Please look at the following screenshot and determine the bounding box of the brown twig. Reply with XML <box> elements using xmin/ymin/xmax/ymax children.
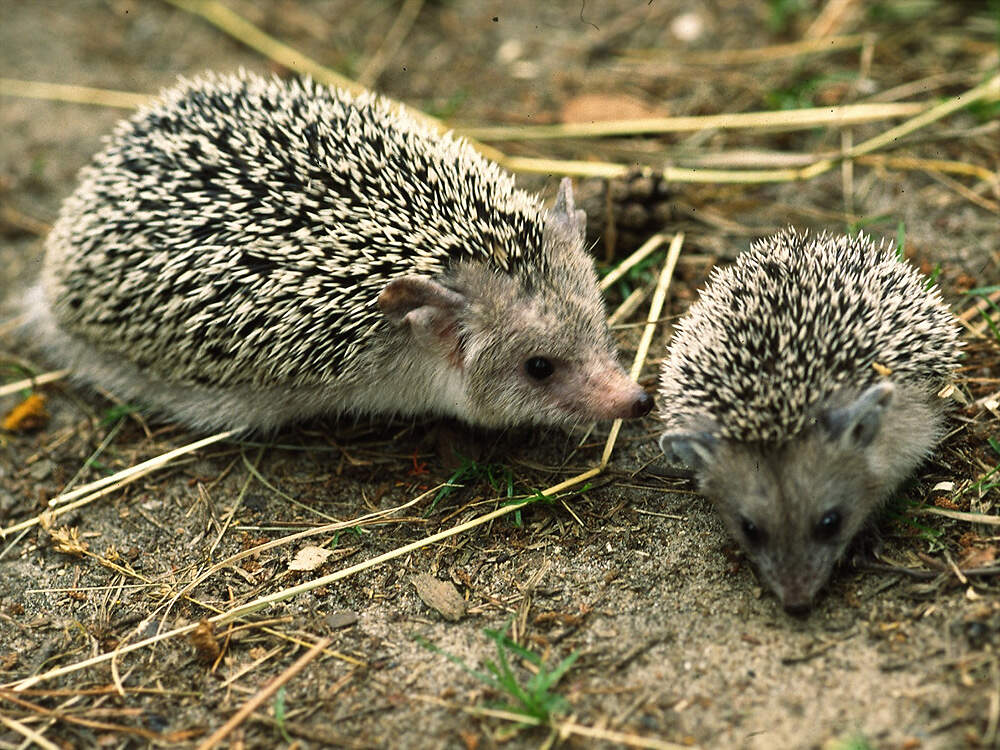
<box><xmin>923</xmin><ymin>169</ymin><xmax>1000</xmax><ymax>214</ymax></box>
<box><xmin>195</xmin><ymin>637</ymin><xmax>332</xmax><ymax>750</ymax></box>
<box><xmin>0</xmin><ymin>713</ymin><xmax>60</xmax><ymax>750</ymax></box>
<box><xmin>0</xmin><ymin>691</ymin><xmax>200</xmax><ymax>742</ymax></box>
<box><xmin>0</xmin><ymin>203</ymin><xmax>52</xmax><ymax>236</ymax></box>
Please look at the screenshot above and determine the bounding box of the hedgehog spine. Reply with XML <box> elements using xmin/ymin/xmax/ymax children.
<box><xmin>657</xmin><ymin>228</ymin><xmax>960</xmax><ymax>613</ymax></box>
<box><xmin>30</xmin><ymin>70</ymin><xmax>653</xmax><ymax>432</ymax></box>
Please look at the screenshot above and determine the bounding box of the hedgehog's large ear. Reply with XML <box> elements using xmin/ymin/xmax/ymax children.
<box><xmin>549</xmin><ymin>177</ymin><xmax>587</xmax><ymax>244</ymax></box>
<box><xmin>821</xmin><ymin>381</ymin><xmax>895</xmax><ymax>449</ymax></box>
<box><xmin>659</xmin><ymin>430</ymin><xmax>718</xmax><ymax>469</ymax></box>
<box><xmin>378</xmin><ymin>277</ymin><xmax>466</xmax><ymax>362</ymax></box>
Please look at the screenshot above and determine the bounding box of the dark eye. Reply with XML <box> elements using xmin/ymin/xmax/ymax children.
<box><xmin>740</xmin><ymin>516</ymin><xmax>765</xmax><ymax>547</ymax></box>
<box><xmin>814</xmin><ymin>510</ymin><xmax>842</xmax><ymax>541</ymax></box>
<box><xmin>524</xmin><ymin>356</ymin><xmax>554</xmax><ymax>381</ymax></box>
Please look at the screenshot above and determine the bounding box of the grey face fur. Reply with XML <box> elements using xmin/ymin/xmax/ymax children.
<box><xmin>377</xmin><ymin>180</ymin><xmax>650</xmax><ymax>428</ymax></box>
<box><xmin>661</xmin><ymin>381</ymin><xmax>943</xmax><ymax>613</ymax></box>
<box><xmin>656</xmin><ymin>229</ymin><xmax>961</xmax><ymax>613</ymax></box>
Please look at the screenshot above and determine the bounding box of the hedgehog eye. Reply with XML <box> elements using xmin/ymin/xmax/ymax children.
<box><xmin>740</xmin><ymin>516</ymin><xmax>765</xmax><ymax>547</ymax></box>
<box><xmin>524</xmin><ymin>356</ymin><xmax>555</xmax><ymax>381</ymax></box>
<box><xmin>813</xmin><ymin>509</ymin><xmax>842</xmax><ymax>542</ymax></box>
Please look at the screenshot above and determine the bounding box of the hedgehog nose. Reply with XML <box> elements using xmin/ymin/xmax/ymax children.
<box><xmin>783</xmin><ymin>601</ymin><xmax>812</xmax><ymax>618</ymax></box>
<box><xmin>631</xmin><ymin>391</ymin><xmax>654</xmax><ymax>418</ymax></box>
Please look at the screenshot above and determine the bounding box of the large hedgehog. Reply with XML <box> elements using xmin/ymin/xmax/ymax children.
<box><xmin>28</xmin><ymin>70</ymin><xmax>652</xmax><ymax>432</ymax></box>
<box><xmin>658</xmin><ymin>229</ymin><xmax>961</xmax><ymax>613</ymax></box>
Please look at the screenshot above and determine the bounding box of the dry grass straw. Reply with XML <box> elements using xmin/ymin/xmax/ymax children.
<box><xmin>1</xmin><ymin>235</ymin><xmax>684</xmax><ymax>693</ymax></box>
<box><xmin>0</xmin><ymin>370</ymin><xmax>70</xmax><ymax>398</ymax></box>
<box><xmin>195</xmin><ymin>636</ymin><xmax>331</xmax><ymax>750</ymax></box>
<box><xmin>163</xmin><ymin>0</ymin><xmax>359</xmax><ymax>94</ymax></box>
<box><xmin>0</xmin><ymin>77</ymin><xmax>147</xmax><ymax>109</ymax></box>
<box><xmin>3</xmin><ymin>75</ymin><xmax>994</xmax><ymax>185</ymax></box>
<box><xmin>4</xmin><ymin>0</ymin><xmax>994</xmax><ymax>186</ymax></box>
<box><xmin>2</xmin><ymin>490</ymin><xmax>436</xmax><ymax>691</ymax></box>
<box><xmin>599</xmin><ymin>232</ymin><xmax>669</xmax><ymax>291</ymax></box>
<box><xmin>0</xmin><ymin>689</ymin><xmax>201</xmax><ymax>742</ymax></box>
<box><xmin>798</xmin><ymin>73</ymin><xmax>1000</xmax><ymax>180</ymax></box>
<box><xmin>0</xmin><ymin>430</ymin><xmax>235</xmax><ymax>539</ymax></box>
<box><xmin>804</xmin><ymin>0</ymin><xmax>859</xmax><ymax>39</ymax></box>
<box><xmin>460</xmin><ymin>101</ymin><xmax>927</xmax><ymax>141</ymax></box>
<box><xmin>0</xmin><ymin>713</ymin><xmax>61</xmax><ymax>750</ymax></box>
<box><xmin>601</xmin><ymin>233</ymin><xmax>684</xmax><ymax>468</ymax></box>
<box><xmin>608</xmin><ymin>286</ymin><xmax>651</xmax><ymax>328</ymax></box>
<box><xmin>357</xmin><ymin>0</ymin><xmax>425</xmax><ymax>88</ymax></box>
<box><xmin>919</xmin><ymin>507</ymin><xmax>1000</xmax><ymax>526</ymax></box>
<box><xmin>958</xmin><ymin>290</ymin><xmax>1000</xmax><ymax>339</ymax></box>
<box><xmin>623</xmin><ymin>32</ymin><xmax>868</xmax><ymax>65</ymax></box>
<box><xmin>855</xmin><ymin>154</ymin><xmax>997</xmax><ymax>184</ymax></box>
<box><xmin>161</xmin><ymin>0</ymin><xmax>506</xmax><ymax>164</ymax></box>
<box><xmin>415</xmin><ymin>694</ymin><xmax>694</xmax><ymax>750</ymax></box>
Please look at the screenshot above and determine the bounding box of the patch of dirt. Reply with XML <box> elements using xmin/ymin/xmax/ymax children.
<box><xmin>1</xmin><ymin>2</ymin><xmax>998</xmax><ymax>749</ymax></box>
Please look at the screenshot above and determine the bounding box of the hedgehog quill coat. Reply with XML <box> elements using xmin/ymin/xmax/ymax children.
<box><xmin>30</xmin><ymin>71</ymin><xmax>652</xmax><ymax>432</ymax></box>
<box><xmin>658</xmin><ymin>229</ymin><xmax>960</xmax><ymax>613</ymax></box>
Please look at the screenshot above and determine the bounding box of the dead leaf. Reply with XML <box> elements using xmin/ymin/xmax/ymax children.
<box><xmin>189</xmin><ymin>619</ymin><xmax>221</xmax><ymax>664</ymax></box>
<box><xmin>872</xmin><ymin>362</ymin><xmax>893</xmax><ymax>376</ymax></box>
<box><xmin>411</xmin><ymin>573</ymin><xmax>466</xmax><ymax>622</ymax></box>
<box><xmin>459</xmin><ymin>729</ymin><xmax>480</xmax><ymax>750</ymax></box>
<box><xmin>560</xmin><ymin>93</ymin><xmax>664</xmax><ymax>124</ymax></box>
<box><xmin>289</xmin><ymin>544</ymin><xmax>335</xmax><ymax>571</ymax></box>
<box><xmin>958</xmin><ymin>545</ymin><xmax>996</xmax><ymax>570</ymax></box>
<box><xmin>2</xmin><ymin>393</ymin><xmax>49</xmax><ymax>432</ymax></box>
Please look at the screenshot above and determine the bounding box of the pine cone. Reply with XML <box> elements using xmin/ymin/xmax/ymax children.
<box><xmin>576</xmin><ymin>168</ymin><xmax>677</xmax><ymax>262</ymax></box>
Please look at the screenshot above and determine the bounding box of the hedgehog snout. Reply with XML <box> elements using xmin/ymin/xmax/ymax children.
<box><xmin>579</xmin><ymin>363</ymin><xmax>653</xmax><ymax>420</ymax></box>
<box><xmin>782</xmin><ymin>599</ymin><xmax>812</xmax><ymax>617</ymax></box>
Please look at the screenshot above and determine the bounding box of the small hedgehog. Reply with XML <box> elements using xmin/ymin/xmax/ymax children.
<box><xmin>657</xmin><ymin>229</ymin><xmax>961</xmax><ymax>613</ymax></box>
<box><xmin>27</xmin><ymin>70</ymin><xmax>652</xmax><ymax>433</ymax></box>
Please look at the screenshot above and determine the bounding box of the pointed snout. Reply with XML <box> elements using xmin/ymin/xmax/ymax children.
<box><xmin>782</xmin><ymin>600</ymin><xmax>813</xmax><ymax>617</ymax></box>
<box><xmin>778</xmin><ymin>577</ymin><xmax>818</xmax><ymax>616</ymax></box>
<box><xmin>581</xmin><ymin>364</ymin><xmax>654</xmax><ymax>420</ymax></box>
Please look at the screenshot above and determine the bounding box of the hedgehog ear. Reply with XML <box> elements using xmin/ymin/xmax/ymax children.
<box><xmin>659</xmin><ymin>430</ymin><xmax>718</xmax><ymax>470</ymax></box>
<box><xmin>821</xmin><ymin>381</ymin><xmax>895</xmax><ymax>449</ymax></box>
<box><xmin>378</xmin><ymin>277</ymin><xmax>466</xmax><ymax>362</ymax></box>
<box><xmin>551</xmin><ymin>177</ymin><xmax>587</xmax><ymax>244</ymax></box>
